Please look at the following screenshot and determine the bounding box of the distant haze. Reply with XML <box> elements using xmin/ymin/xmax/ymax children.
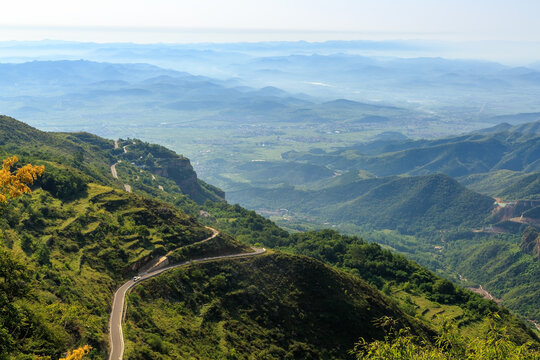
<box><xmin>1</xmin><ymin>1</ymin><xmax>540</xmax><ymax>63</ymax></box>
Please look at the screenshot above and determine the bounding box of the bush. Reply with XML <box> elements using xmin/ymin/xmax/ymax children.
<box><xmin>39</xmin><ymin>165</ymin><xmax>88</xmax><ymax>200</ymax></box>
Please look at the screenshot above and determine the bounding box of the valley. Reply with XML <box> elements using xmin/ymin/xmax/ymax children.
<box><xmin>0</xmin><ymin>116</ymin><xmax>537</xmax><ymax>359</ymax></box>
<box><xmin>0</xmin><ymin>40</ymin><xmax>538</xmax><ymax>359</ymax></box>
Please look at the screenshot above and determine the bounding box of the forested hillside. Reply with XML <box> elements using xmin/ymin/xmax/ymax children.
<box><xmin>282</xmin><ymin>124</ymin><xmax>540</xmax><ymax>177</ymax></box>
<box><xmin>0</xmin><ymin>116</ymin><xmax>537</xmax><ymax>359</ymax></box>
<box><xmin>124</xmin><ymin>253</ymin><xmax>432</xmax><ymax>359</ymax></box>
<box><xmin>228</xmin><ymin>173</ymin><xmax>495</xmax><ymax>235</ymax></box>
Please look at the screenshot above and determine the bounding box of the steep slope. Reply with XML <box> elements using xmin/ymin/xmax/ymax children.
<box><xmin>444</xmin><ymin>234</ymin><xmax>539</xmax><ymax>322</ymax></box>
<box><xmin>0</xmin><ymin>116</ymin><xmax>537</xmax><ymax>359</ymax></box>
<box><xmin>0</xmin><ymin>183</ymin><xmax>249</xmax><ymax>358</ymax></box>
<box><xmin>228</xmin><ymin>174</ymin><xmax>494</xmax><ymax>235</ymax></box>
<box><xmin>282</xmin><ymin>124</ymin><xmax>540</xmax><ymax>177</ymax></box>
<box><xmin>123</xmin><ymin>253</ymin><xmax>432</xmax><ymax>360</ymax></box>
<box><xmin>521</xmin><ymin>227</ymin><xmax>540</xmax><ymax>259</ymax></box>
<box><xmin>0</xmin><ymin>115</ymin><xmax>223</xmax><ymax>206</ymax></box>
<box><xmin>114</xmin><ymin>138</ymin><xmax>224</xmax><ymax>203</ymax></box>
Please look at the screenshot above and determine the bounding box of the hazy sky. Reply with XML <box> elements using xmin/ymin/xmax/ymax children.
<box><xmin>1</xmin><ymin>0</ymin><xmax>539</xmax><ymax>43</ymax></box>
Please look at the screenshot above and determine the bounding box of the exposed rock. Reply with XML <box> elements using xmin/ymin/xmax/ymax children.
<box><xmin>520</xmin><ymin>226</ymin><xmax>540</xmax><ymax>259</ymax></box>
<box><xmin>150</xmin><ymin>157</ymin><xmax>224</xmax><ymax>204</ymax></box>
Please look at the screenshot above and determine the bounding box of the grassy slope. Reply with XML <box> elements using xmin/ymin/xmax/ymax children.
<box><xmin>124</xmin><ymin>253</ymin><xmax>432</xmax><ymax>360</ymax></box>
<box><xmin>445</xmin><ymin>236</ymin><xmax>540</xmax><ymax>321</ymax></box>
<box><xmin>0</xmin><ymin>116</ymin><xmax>537</xmax><ymax>358</ymax></box>
<box><xmin>201</xmin><ymin>203</ymin><xmax>539</xmax><ymax>335</ymax></box>
<box><xmin>0</xmin><ymin>181</ymin><xmax>244</xmax><ymax>358</ymax></box>
<box><xmin>0</xmin><ymin>114</ymin><xmax>238</xmax><ymax>358</ymax></box>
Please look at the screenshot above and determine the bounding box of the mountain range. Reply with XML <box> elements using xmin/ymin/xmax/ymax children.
<box><xmin>0</xmin><ymin>115</ymin><xmax>537</xmax><ymax>358</ymax></box>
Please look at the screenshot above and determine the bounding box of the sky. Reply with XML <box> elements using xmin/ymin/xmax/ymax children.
<box><xmin>1</xmin><ymin>0</ymin><xmax>539</xmax><ymax>43</ymax></box>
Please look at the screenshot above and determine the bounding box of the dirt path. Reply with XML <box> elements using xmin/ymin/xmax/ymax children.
<box><xmin>466</xmin><ymin>285</ymin><xmax>502</xmax><ymax>304</ymax></box>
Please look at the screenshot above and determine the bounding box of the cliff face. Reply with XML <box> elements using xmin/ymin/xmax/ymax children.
<box><xmin>520</xmin><ymin>227</ymin><xmax>540</xmax><ymax>260</ymax></box>
<box><xmin>118</xmin><ymin>139</ymin><xmax>225</xmax><ymax>204</ymax></box>
<box><xmin>152</xmin><ymin>157</ymin><xmax>225</xmax><ymax>204</ymax></box>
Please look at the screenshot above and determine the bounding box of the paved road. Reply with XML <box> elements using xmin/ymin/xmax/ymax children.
<box><xmin>108</xmin><ymin>227</ymin><xmax>264</xmax><ymax>360</ymax></box>
<box><xmin>110</xmin><ymin>158</ymin><xmax>130</xmax><ymax>192</ymax></box>
<box><xmin>111</xmin><ymin>143</ymin><xmax>132</xmax><ymax>192</ymax></box>
<box><xmin>110</xmin><ymin>161</ymin><xmax>120</xmax><ymax>179</ymax></box>
<box><xmin>110</xmin><ymin>161</ymin><xmax>131</xmax><ymax>192</ymax></box>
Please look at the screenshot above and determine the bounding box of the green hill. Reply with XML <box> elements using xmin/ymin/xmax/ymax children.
<box><xmin>499</xmin><ymin>173</ymin><xmax>540</xmax><ymax>200</ymax></box>
<box><xmin>326</xmin><ymin>174</ymin><xmax>494</xmax><ymax>234</ymax></box>
<box><xmin>0</xmin><ymin>182</ymin><xmax>248</xmax><ymax>358</ymax></box>
<box><xmin>123</xmin><ymin>253</ymin><xmax>431</xmax><ymax>360</ymax></box>
<box><xmin>445</xmin><ymin>234</ymin><xmax>540</xmax><ymax>322</ymax></box>
<box><xmin>282</xmin><ymin>125</ymin><xmax>540</xmax><ymax>177</ymax></box>
<box><xmin>228</xmin><ymin>173</ymin><xmax>494</xmax><ymax>235</ymax></box>
<box><xmin>459</xmin><ymin>170</ymin><xmax>540</xmax><ymax>200</ymax></box>
<box><xmin>0</xmin><ymin>116</ymin><xmax>537</xmax><ymax>358</ymax></box>
<box><xmin>0</xmin><ymin>115</ymin><xmax>224</xmax><ymax>206</ymax></box>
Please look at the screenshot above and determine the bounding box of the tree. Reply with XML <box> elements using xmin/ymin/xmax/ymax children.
<box><xmin>0</xmin><ymin>156</ymin><xmax>44</xmax><ymax>356</ymax></box>
<box><xmin>59</xmin><ymin>345</ymin><xmax>92</xmax><ymax>360</ymax></box>
<box><xmin>0</xmin><ymin>156</ymin><xmax>44</xmax><ymax>203</ymax></box>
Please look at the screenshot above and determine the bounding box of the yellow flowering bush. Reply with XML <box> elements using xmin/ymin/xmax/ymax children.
<box><xmin>59</xmin><ymin>345</ymin><xmax>92</xmax><ymax>360</ymax></box>
<box><xmin>0</xmin><ymin>156</ymin><xmax>44</xmax><ymax>203</ymax></box>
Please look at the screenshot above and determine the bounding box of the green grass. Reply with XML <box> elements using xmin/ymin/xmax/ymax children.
<box><xmin>123</xmin><ymin>253</ymin><xmax>432</xmax><ymax>360</ymax></box>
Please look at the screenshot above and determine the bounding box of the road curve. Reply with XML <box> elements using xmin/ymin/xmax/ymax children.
<box><xmin>111</xmin><ymin>143</ymin><xmax>132</xmax><ymax>192</ymax></box>
<box><xmin>110</xmin><ymin>161</ymin><xmax>120</xmax><ymax>179</ymax></box>
<box><xmin>110</xmin><ymin>160</ymin><xmax>132</xmax><ymax>192</ymax></box>
<box><xmin>108</xmin><ymin>227</ymin><xmax>265</xmax><ymax>360</ymax></box>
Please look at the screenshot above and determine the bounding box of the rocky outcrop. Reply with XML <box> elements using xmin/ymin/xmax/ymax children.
<box><xmin>118</xmin><ymin>139</ymin><xmax>225</xmax><ymax>204</ymax></box>
<box><xmin>151</xmin><ymin>157</ymin><xmax>224</xmax><ymax>204</ymax></box>
<box><xmin>520</xmin><ymin>227</ymin><xmax>540</xmax><ymax>260</ymax></box>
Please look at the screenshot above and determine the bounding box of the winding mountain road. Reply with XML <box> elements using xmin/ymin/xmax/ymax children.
<box><xmin>110</xmin><ymin>161</ymin><xmax>120</xmax><ymax>179</ymax></box>
<box><xmin>112</xmin><ymin>140</ymin><xmax>164</xmax><ymax>194</ymax></box>
<box><xmin>111</xmin><ymin>140</ymin><xmax>132</xmax><ymax>192</ymax></box>
<box><xmin>108</xmin><ymin>227</ymin><xmax>265</xmax><ymax>360</ymax></box>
